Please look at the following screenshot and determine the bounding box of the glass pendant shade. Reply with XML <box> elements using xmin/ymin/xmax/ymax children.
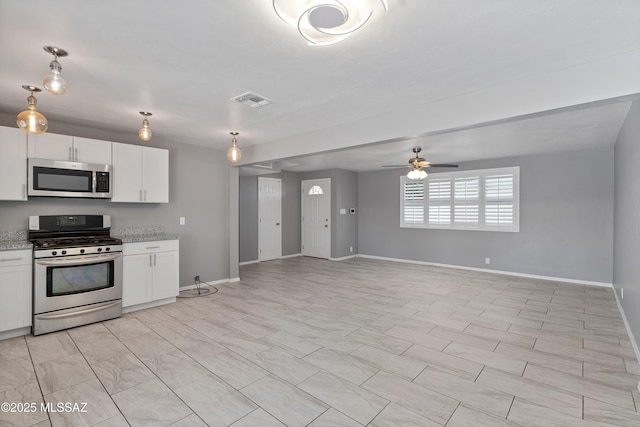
<box><xmin>138</xmin><ymin>112</ymin><xmax>152</xmax><ymax>141</ymax></box>
<box><xmin>42</xmin><ymin>47</ymin><xmax>69</xmax><ymax>95</ymax></box>
<box><xmin>43</xmin><ymin>62</ymin><xmax>67</xmax><ymax>95</ymax></box>
<box><xmin>227</xmin><ymin>132</ymin><xmax>242</xmax><ymax>162</ymax></box>
<box><xmin>407</xmin><ymin>167</ymin><xmax>427</xmax><ymax>180</ymax></box>
<box><xmin>16</xmin><ymin>86</ymin><xmax>48</xmax><ymax>134</ymax></box>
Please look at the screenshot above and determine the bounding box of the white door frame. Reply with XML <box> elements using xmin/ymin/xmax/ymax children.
<box><xmin>258</xmin><ymin>177</ymin><xmax>282</xmax><ymax>261</ymax></box>
<box><xmin>301</xmin><ymin>178</ymin><xmax>331</xmax><ymax>259</ymax></box>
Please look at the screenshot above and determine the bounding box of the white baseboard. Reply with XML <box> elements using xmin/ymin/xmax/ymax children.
<box><xmin>239</xmin><ymin>260</ymin><xmax>259</xmax><ymax>266</ymax></box>
<box><xmin>0</xmin><ymin>326</ymin><xmax>31</xmax><ymax>340</ymax></box>
<box><xmin>229</xmin><ymin>277</ymin><xmax>241</xmax><ymax>283</ymax></box>
<box><xmin>281</xmin><ymin>253</ymin><xmax>302</xmax><ymax>259</ymax></box>
<box><xmin>357</xmin><ymin>254</ymin><xmax>612</xmax><ymax>288</ymax></box>
<box><xmin>123</xmin><ymin>297</ymin><xmax>176</xmax><ymax>313</ymax></box>
<box><xmin>240</xmin><ymin>254</ymin><xmax>301</xmax><ymax>266</ymax></box>
<box><xmin>329</xmin><ymin>255</ymin><xmax>357</xmax><ymax>261</ymax></box>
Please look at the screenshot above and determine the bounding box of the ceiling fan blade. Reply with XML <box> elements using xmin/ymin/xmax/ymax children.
<box><xmin>426</xmin><ymin>164</ymin><xmax>459</xmax><ymax>168</ymax></box>
<box><xmin>382</xmin><ymin>165</ymin><xmax>410</xmax><ymax>168</ymax></box>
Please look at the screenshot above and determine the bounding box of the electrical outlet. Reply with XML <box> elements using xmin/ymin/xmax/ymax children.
<box><xmin>485</xmin><ymin>257</ymin><xmax>490</xmax><ymax>265</ymax></box>
<box><xmin>179</xmin><ymin>217</ymin><xmax>186</xmax><ymax>225</ymax></box>
<box><xmin>350</xmin><ymin>246</ymin><xmax>353</xmax><ymax>253</ymax></box>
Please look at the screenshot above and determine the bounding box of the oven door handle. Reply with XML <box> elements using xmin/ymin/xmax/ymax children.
<box><xmin>35</xmin><ymin>252</ymin><xmax>122</xmax><ymax>266</ymax></box>
<box><xmin>35</xmin><ymin>300</ymin><xmax>121</xmax><ymax>320</ymax></box>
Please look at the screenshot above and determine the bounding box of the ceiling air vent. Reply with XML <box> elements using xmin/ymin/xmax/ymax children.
<box><xmin>230</xmin><ymin>92</ymin><xmax>273</xmax><ymax>109</ymax></box>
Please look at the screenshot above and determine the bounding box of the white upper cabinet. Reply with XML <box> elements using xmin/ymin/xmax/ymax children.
<box><xmin>112</xmin><ymin>143</ymin><xmax>169</xmax><ymax>203</ymax></box>
<box><xmin>0</xmin><ymin>126</ymin><xmax>28</xmax><ymax>201</ymax></box>
<box><xmin>28</xmin><ymin>133</ymin><xmax>112</xmax><ymax>164</ymax></box>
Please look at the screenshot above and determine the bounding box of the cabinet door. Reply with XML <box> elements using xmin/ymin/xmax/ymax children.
<box><xmin>152</xmin><ymin>251</ymin><xmax>179</xmax><ymax>300</ymax></box>
<box><xmin>27</xmin><ymin>133</ymin><xmax>73</xmax><ymax>161</ymax></box>
<box><xmin>73</xmin><ymin>137</ymin><xmax>112</xmax><ymax>164</ymax></box>
<box><xmin>142</xmin><ymin>147</ymin><xmax>169</xmax><ymax>203</ymax></box>
<box><xmin>0</xmin><ymin>127</ymin><xmax>28</xmax><ymax>201</ymax></box>
<box><xmin>122</xmin><ymin>253</ymin><xmax>152</xmax><ymax>307</ymax></box>
<box><xmin>0</xmin><ymin>264</ymin><xmax>31</xmax><ymax>331</ymax></box>
<box><xmin>111</xmin><ymin>143</ymin><xmax>143</xmax><ymax>202</ymax></box>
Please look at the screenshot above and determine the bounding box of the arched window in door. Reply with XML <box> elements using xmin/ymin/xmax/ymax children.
<box><xmin>308</xmin><ymin>185</ymin><xmax>324</xmax><ymax>195</ymax></box>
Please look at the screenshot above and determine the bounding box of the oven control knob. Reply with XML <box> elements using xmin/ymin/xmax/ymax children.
<box><xmin>52</xmin><ymin>251</ymin><xmax>57</xmax><ymax>256</ymax></box>
<box><xmin>80</xmin><ymin>249</ymin><xmax>85</xmax><ymax>254</ymax></box>
<box><xmin>97</xmin><ymin>248</ymin><xmax>102</xmax><ymax>252</ymax></box>
<box><xmin>106</xmin><ymin>247</ymin><xmax>111</xmax><ymax>252</ymax></box>
<box><xmin>61</xmin><ymin>250</ymin><xmax>67</xmax><ymax>255</ymax></box>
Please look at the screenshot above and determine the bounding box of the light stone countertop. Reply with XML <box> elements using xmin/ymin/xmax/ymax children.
<box><xmin>111</xmin><ymin>226</ymin><xmax>178</xmax><ymax>244</ymax></box>
<box><xmin>0</xmin><ymin>231</ymin><xmax>32</xmax><ymax>251</ymax></box>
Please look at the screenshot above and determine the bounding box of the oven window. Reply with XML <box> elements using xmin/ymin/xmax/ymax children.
<box><xmin>47</xmin><ymin>261</ymin><xmax>114</xmax><ymax>297</ymax></box>
<box><xmin>34</xmin><ymin>167</ymin><xmax>93</xmax><ymax>192</ymax></box>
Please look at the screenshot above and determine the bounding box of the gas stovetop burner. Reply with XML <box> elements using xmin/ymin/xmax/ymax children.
<box><xmin>32</xmin><ymin>236</ymin><xmax>122</xmax><ymax>249</ymax></box>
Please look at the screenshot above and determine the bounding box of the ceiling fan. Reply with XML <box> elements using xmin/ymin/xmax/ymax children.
<box><xmin>383</xmin><ymin>147</ymin><xmax>459</xmax><ymax>169</ymax></box>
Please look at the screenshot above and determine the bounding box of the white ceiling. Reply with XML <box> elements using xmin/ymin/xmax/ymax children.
<box><xmin>1</xmin><ymin>0</ymin><xmax>639</xmax><ymax>169</ymax></box>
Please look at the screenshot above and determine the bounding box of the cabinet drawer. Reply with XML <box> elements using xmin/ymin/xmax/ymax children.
<box><xmin>123</xmin><ymin>240</ymin><xmax>179</xmax><ymax>256</ymax></box>
<box><xmin>0</xmin><ymin>250</ymin><xmax>32</xmax><ymax>268</ymax></box>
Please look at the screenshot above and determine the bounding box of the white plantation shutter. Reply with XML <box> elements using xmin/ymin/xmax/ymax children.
<box><xmin>402</xmin><ymin>180</ymin><xmax>424</xmax><ymax>225</ymax></box>
<box><xmin>485</xmin><ymin>173</ymin><xmax>515</xmax><ymax>228</ymax></box>
<box><xmin>454</xmin><ymin>177</ymin><xmax>479</xmax><ymax>225</ymax></box>
<box><xmin>401</xmin><ymin>166</ymin><xmax>519</xmax><ymax>231</ymax></box>
<box><xmin>428</xmin><ymin>178</ymin><xmax>451</xmax><ymax>225</ymax></box>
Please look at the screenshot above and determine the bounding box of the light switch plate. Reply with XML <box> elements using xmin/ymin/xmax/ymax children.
<box><xmin>340</xmin><ymin>208</ymin><xmax>346</xmax><ymax>215</ymax></box>
<box><xmin>179</xmin><ymin>217</ymin><xmax>186</xmax><ymax>225</ymax></box>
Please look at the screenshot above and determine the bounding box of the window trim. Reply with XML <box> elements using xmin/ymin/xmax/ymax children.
<box><xmin>400</xmin><ymin>166</ymin><xmax>520</xmax><ymax>232</ymax></box>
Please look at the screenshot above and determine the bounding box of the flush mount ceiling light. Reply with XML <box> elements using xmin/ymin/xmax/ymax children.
<box><xmin>407</xmin><ymin>165</ymin><xmax>427</xmax><ymax>180</ymax></box>
<box><xmin>16</xmin><ymin>85</ymin><xmax>48</xmax><ymax>134</ymax></box>
<box><xmin>42</xmin><ymin>46</ymin><xmax>69</xmax><ymax>95</ymax></box>
<box><xmin>227</xmin><ymin>132</ymin><xmax>242</xmax><ymax>163</ymax></box>
<box><xmin>273</xmin><ymin>0</ymin><xmax>388</xmax><ymax>46</ymax></box>
<box><xmin>138</xmin><ymin>112</ymin><xmax>152</xmax><ymax>141</ymax></box>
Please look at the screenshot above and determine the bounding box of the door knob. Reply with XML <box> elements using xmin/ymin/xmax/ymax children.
<box><xmin>324</xmin><ymin>225</ymin><xmax>328</xmax><ymax>227</ymax></box>
<box><xmin>276</xmin><ymin>223</ymin><xmax>280</xmax><ymax>226</ymax></box>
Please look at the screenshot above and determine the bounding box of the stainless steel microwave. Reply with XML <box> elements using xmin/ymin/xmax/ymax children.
<box><xmin>28</xmin><ymin>158</ymin><xmax>112</xmax><ymax>198</ymax></box>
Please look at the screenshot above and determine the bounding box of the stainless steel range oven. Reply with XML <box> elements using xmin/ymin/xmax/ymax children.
<box><xmin>29</xmin><ymin>215</ymin><xmax>123</xmax><ymax>335</ymax></box>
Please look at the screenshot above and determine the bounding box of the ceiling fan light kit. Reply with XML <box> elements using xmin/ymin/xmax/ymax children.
<box><xmin>16</xmin><ymin>85</ymin><xmax>48</xmax><ymax>134</ymax></box>
<box><xmin>42</xmin><ymin>46</ymin><xmax>69</xmax><ymax>95</ymax></box>
<box><xmin>272</xmin><ymin>0</ymin><xmax>388</xmax><ymax>46</ymax></box>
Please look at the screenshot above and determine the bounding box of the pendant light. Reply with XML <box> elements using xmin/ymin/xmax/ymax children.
<box><xmin>42</xmin><ymin>46</ymin><xmax>69</xmax><ymax>95</ymax></box>
<box><xmin>138</xmin><ymin>112</ymin><xmax>152</xmax><ymax>141</ymax></box>
<box><xmin>227</xmin><ymin>132</ymin><xmax>242</xmax><ymax>163</ymax></box>
<box><xmin>16</xmin><ymin>85</ymin><xmax>48</xmax><ymax>134</ymax></box>
<box><xmin>407</xmin><ymin>166</ymin><xmax>427</xmax><ymax>180</ymax></box>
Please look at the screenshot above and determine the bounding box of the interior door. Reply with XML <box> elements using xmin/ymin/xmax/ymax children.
<box><xmin>301</xmin><ymin>178</ymin><xmax>331</xmax><ymax>259</ymax></box>
<box><xmin>258</xmin><ymin>177</ymin><xmax>282</xmax><ymax>261</ymax></box>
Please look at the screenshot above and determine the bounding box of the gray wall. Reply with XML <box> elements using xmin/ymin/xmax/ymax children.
<box><xmin>0</xmin><ymin>114</ymin><xmax>231</xmax><ymax>287</ymax></box>
<box><xmin>614</xmin><ymin>100</ymin><xmax>640</xmax><ymax>345</ymax></box>
<box><xmin>358</xmin><ymin>147</ymin><xmax>614</xmax><ymax>283</ymax></box>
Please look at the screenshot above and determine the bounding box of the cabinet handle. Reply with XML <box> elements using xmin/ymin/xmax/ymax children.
<box><xmin>22</xmin><ymin>184</ymin><xmax>26</xmax><ymax>199</ymax></box>
<box><xmin>139</xmin><ymin>189</ymin><xmax>143</xmax><ymax>201</ymax></box>
<box><xmin>75</xmin><ymin>147</ymin><xmax>78</xmax><ymax>161</ymax></box>
<box><xmin>146</xmin><ymin>246</ymin><xmax>160</xmax><ymax>250</ymax></box>
<box><xmin>154</xmin><ymin>253</ymin><xmax>157</xmax><ymax>266</ymax></box>
<box><xmin>0</xmin><ymin>257</ymin><xmax>23</xmax><ymax>262</ymax></box>
<box><xmin>144</xmin><ymin>190</ymin><xmax>147</xmax><ymax>201</ymax></box>
<box><xmin>149</xmin><ymin>254</ymin><xmax>152</xmax><ymax>267</ymax></box>
<box><xmin>68</xmin><ymin>147</ymin><xmax>72</xmax><ymax>161</ymax></box>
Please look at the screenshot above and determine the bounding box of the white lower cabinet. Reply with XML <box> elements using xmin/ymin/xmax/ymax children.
<box><xmin>122</xmin><ymin>240</ymin><xmax>179</xmax><ymax>308</ymax></box>
<box><xmin>0</xmin><ymin>250</ymin><xmax>32</xmax><ymax>332</ymax></box>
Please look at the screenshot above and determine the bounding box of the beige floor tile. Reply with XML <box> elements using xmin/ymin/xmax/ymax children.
<box><xmin>508</xmin><ymin>397</ymin><xmax>603</xmax><ymax>427</ymax></box>
<box><xmin>67</xmin><ymin>322</ymin><xmax>114</xmax><ymax>342</ymax></box>
<box><xmin>230</xmin><ymin>409</ymin><xmax>285</xmax><ymax>427</ymax></box>
<box><xmin>0</xmin><ymin>355</ymin><xmax>37</xmax><ymax>393</ymax></box>
<box><xmin>142</xmin><ymin>349</ymin><xmax>210</xmax><ymax>390</ymax></box>
<box><xmin>476</xmin><ymin>367</ymin><xmax>583</xmax><ymax>418</ymax></box>
<box><xmin>523</xmin><ymin>363</ymin><xmax>636</xmax><ymax>410</ymax></box>
<box><xmin>240</xmin><ymin>375</ymin><xmax>329</xmax><ymax>427</ymax></box>
<box><xmin>402</xmin><ymin>343</ymin><xmax>484</xmax><ymax>381</ymax></box>
<box><xmin>121</xmin><ymin>332</ymin><xmax>177</xmax><ymax>360</ymax></box>
<box><xmin>34</xmin><ymin>353</ymin><xmax>96</xmax><ymax>395</ymax></box>
<box><xmin>583</xmin><ymin>396</ymin><xmax>640</xmax><ymax>426</ymax></box>
<box><xmin>112</xmin><ymin>378</ymin><xmax>192</xmax><ymax>426</ymax></box>
<box><xmin>361</xmin><ymin>371</ymin><xmax>459</xmax><ymax>425</ymax></box>
<box><xmin>298</xmin><ymin>371</ymin><xmax>388</xmax><ymax>425</ymax></box>
<box><xmin>199</xmin><ymin>350</ymin><xmax>269</xmax><ymax>389</ymax></box>
<box><xmin>414</xmin><ymin>367</ymin><xmax>514</xmax><ymax>417</ymax></box>
<box><xmin>428</xmin><ymin>325</ymin><xmax>500</xmax><ymax>351</ymax></box>
<box><xmin>93</xmin><ymin>352</ymin><xmax>156</xmax><ymax>395</ymax></box>
<box><xmin>347</xmin><ymin>327</ymin><xmax>413</xmax><ymax>355</ymax></box>
<box><xmin>447</xmin><ymin>405</ymin><xmax>521</xmax><ymax>427</ymax></box>
<box><xmin>0</xmin><ymin>336</ymin><xmax>29</xmax><ymax>362</ymax></box>
<box><xmin>94</xmin><ymin>414</ymin><xmax>130</xmax><ymax>427</ymax></box>
<box><xmin>262</xmin><ymin>330</ymin><xmax>322</xmax><ymax>357</ymax></box>
<box><xmin>169</xmin><ymin>331</ymin><xmax>227</xmax><ymax>359</ymax></box>
<box><xmin>444</xmin><ymin>341</ymin><xmax>526</xmax><ymax>375</ymax></box>
<box><xmin>185</xmin><ymin>318</ymin><xmax>235</xmax><ymax>338</ymax></box>
<box><xmin>307</xmin><ymin>408</ymin><xmax>362</xmax><ymax>426</ymax></box>
<box><xmin>463</xmin><ymin>324</ymin><xmax>536</xmax><ymax>348</ymax></box>
<box><xmin>103</xmin><ymin>316</ymin><xmax>153</xmax><ymax>340</ymax></box>
<box><xmin>304</xmin><ymin>347</ymin><xmax>379</xmax><ymax>385</ymax></box>
<box><xmin>46</xmin><ymin>378</ymin><xmax>120</xmax><ymax>427</ymax></box>
<box><xmin>27</xmin><ymin>332</ymin><xmax>79</xmax><ymax>365</ymax></box>
<box><xmin>494</xmin><ymin>342</ymin><xmax>583</xmax><ymax>376</ymax></box>
<box><xmin>369</xmin><ymin>402</ymin><xmax>441</xmax><ymax>427</ymax></box>
<box><xmin>534</xmin><ymin>338</ymin><xmax>626</xmax><ymax>368</ymax></box>
<box><xmin>74</xmin><ymin>335</ymin><xmax>131</xmax><ymax>365</ymax></box>
<box><xmin>0</xmin><ymin>382</ymin><xmax>48</xmax><ymax>427</ymax></box>
<box><xmin>248</xmin><ymin>347</ymin><xmax>320</xmax><ymax>385</ymax></box>
<box><xmin>212</xmin><ymin>331</ymin><xmax>271</xmax><ymax>358</ymax></box>
<box><xmin>146</xmin><ymin>318</ymin><xmax>199</xmax><ymax>340</ymax></box>
<box><xmin>350</xmin><ymin>345</ymin><xmax>426</xmax><ymax>380</ymax></box>
<box><xmin>174</xmin><ymin>374</ymin><xmax>257</xmax><ymax>427</ymax></box>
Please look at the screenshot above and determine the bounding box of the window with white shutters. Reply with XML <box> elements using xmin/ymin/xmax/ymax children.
<box><xmin>400</xmin><ymin>166</ymin><xmax>519</xmax><ymax>231</ymax></box>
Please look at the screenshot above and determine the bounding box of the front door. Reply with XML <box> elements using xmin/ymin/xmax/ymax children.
<box><xmin>258</xmin><ymin>177</ymin><xmax>282</xmax><ymax>261</ymax></box>
<box><xmin>301</xmin><ymin>178</ymin><xmax>331</xmax><ymax>259</ymax></box>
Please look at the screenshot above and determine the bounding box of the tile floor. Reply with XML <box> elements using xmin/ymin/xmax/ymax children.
<box><xmin>1</xmin><ymin>257</ymin><xmax>640</xmax><ymax>426</ymax></box>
